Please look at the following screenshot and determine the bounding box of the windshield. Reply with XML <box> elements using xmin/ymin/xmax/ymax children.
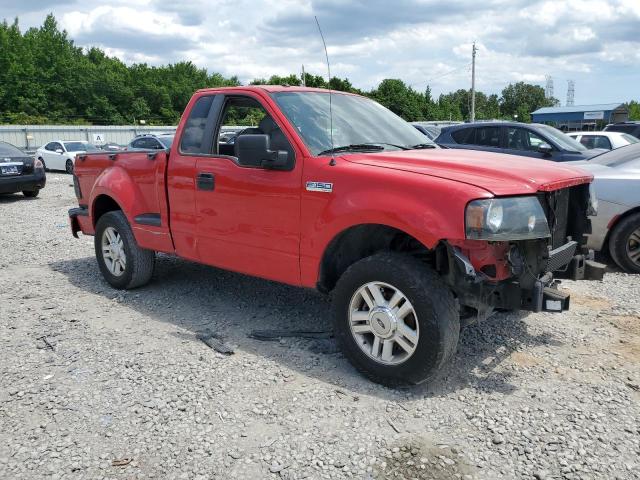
<box><xmin>0</xmin><ymin>142</ymin><xmax>25</xmax><ymax>157</ymax></box>
<box><xmin>158</xmin><ymin>135</ymin><xmax>174</xmax><ymax>148</ymax></box>
<box><xmin>538</xmin><ymin>125</ymin><xmax>587</xmax><ymax>152</ymax></box>
<box><xmin>64</xmin><ymin>142</ymin><xmax>99</xmax><ymax>152</ymax></box>
<box><xmin>590</xmin><ymin>143</ymin><xmax>640</xmax><ymax>167</ymax></box>
<box><xmin>271</xmin><ymin>92</ymin><xmax>434</xmax><ymax>155</ymax></box>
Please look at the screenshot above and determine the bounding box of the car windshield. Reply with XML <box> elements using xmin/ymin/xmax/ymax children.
<box><xmin>158</xmin><ymin>135</ymin><xmax>174</xmax><ymax>148</ymax></box>
<box><xmin>538</xmin><ymin>125</ymin><xmax>588</xmax><ymax>152</ymax></box>
<box><xmin>0</xmin><ymin>142</ymin><xmax>25</xmax><ymax>157</ymax></box>
<box><xmin>64</xmin><ymin>142</ymin><xmax>99</xmax><ymax>152</ymax></box>
<box><xmin>271</xmin><ymin>92</ymin><xmax>435</xmax><ymax>155</ymax></box>
<box><xmin>590</xmin><ymin>143</ymin><xmax>640</xmax><ymax>167</ymax></box>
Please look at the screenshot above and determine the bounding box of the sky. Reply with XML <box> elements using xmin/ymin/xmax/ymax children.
<box><xmin>3</xmin><ymin>0</ymin><xmax>639</xmax><ymax>104</ymax></box>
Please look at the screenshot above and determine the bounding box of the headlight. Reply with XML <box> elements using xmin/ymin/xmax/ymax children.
<box><xmin>466</xmin><ymin>197</ymin><xmax>550</xmax><ymax>240</ymax></box>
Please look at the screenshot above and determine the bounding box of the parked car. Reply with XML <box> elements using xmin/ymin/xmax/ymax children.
<box><xmin>99</xmin><ymin>142</ymin><xmax>126</xmax><ymax>151</ymax></box>
<box><xmin>604</xmin><ymin>121</ymin><xmax>640</xmax><ymax>139</ymax></box>
<box><xmin>126</xmin><ymin>133</ymin><xmax>175</xmax><ymax>151</ymax></box>
<box><xmin>574</xmin><ymin>144</ymin><xmax>640</xmax><ymax>273</ymax></box>
<box><xmin>568</xmin><ymin>131</ymin><xmax>639</xmax><ymax>150</ymax></box>
<box><xmin>411</xmin><ymin>122</ymin><xmax>441</xmax><ymax>141</ymax></box>
<box><xmin>69</xmin><ymin>86</ymin><xmax>604</xmax><ymax>387</ymax></box>
<box><xmin>0</xmin><ymin>141</ymin><xmax>46</xmax><ymax>197</ymax></box>
<box><xmin>436</xmin><ymin>122</ymin><xmax>606</xmax><ymax>162</ymax></box>
<box><xmin>36</xmin><ymin>140</ymin><xmax>100</xmax><ymax>174</ymax></box>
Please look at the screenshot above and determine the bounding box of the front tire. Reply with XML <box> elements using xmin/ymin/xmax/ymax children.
<box><xmin>609</xmin><ymin>213</ymin><xmax>640</xmax><ymax>274</ymax></box>
<box><xmin>22</xmin><ymin>190</ymin><xmax>39</xmax><ymax>198</ymax></box>
<box><xmin>332</xmin><ymin>252</ymin><xmax>459</xmax><ymax>387</ymax></box>
<box><xmin>95</xmin><ymin>211</ymin><xmax>155</xmax><ymax>289</ymax></box>
<box><xmin>65</xmin><ymin>159</ymin><xmax>74</xmax><ymax>174</ymax></box>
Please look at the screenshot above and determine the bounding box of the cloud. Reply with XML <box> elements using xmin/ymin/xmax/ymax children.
<box><xmin>8</xmin><ymin>0</ymin><xmax>640</xmax><ymax>104</ymax></box>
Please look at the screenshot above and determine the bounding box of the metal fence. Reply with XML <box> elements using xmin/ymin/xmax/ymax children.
<box><xmin>0</xmin><ymin>125</ymin><xmax>177</xmax><ymax>152</ymax></box>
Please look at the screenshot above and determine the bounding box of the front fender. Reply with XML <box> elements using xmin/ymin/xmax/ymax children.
<box><xmin>299</xmin><ymin>161</ymin><xmax>493</xmax><ymax>287</ymax></box>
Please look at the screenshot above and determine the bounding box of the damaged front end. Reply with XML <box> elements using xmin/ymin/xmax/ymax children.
<box><xmin>438</xmin><ymin>183</ymin><xmax>606</xmax><ymax>319</ymax></box>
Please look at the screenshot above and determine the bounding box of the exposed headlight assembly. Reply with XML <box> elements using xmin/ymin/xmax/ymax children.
<box><xmin>466</xmin><ymin>196</ymin><xmax>550</xmax><ymax>240</ymax></box>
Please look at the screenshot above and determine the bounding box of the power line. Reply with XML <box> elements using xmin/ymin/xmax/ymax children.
<box><xmin>409</xmin><ymin>63</ymin><xmax>472</xmax><ymax>88</ymax></box>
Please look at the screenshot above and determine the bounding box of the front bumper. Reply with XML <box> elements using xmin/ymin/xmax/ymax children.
<box><xmin>449</xmin><ymin>241</ymin><xmax>606</xmax><ymax>314</ymax></box>
<box><xmin>0</xmin><ymin>171</ymin><xmax>46</xmax><ymax>194</ymax></box>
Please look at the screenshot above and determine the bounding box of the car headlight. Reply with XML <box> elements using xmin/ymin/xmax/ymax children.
<box><xmin>466</xmin><ymin>197</ymin><xmax>550</xmax><ymax>240</ymax></box>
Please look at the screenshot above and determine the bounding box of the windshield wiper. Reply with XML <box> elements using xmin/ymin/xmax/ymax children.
<box><xmin>318</xmin><ymin>144</ymin><xmax>385</xmax><ymax>155</ymax></box>
<box><xmin>410</xmin><ymin>143</ymin><xmax>437</xmax><ymax>149</ymax></box>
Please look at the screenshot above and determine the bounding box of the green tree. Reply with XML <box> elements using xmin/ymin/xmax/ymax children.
<box><xmin>499</xmin><ymin>82</ymin><xmax>556</xmax><ymax>122</ymax></box>
<box><xmin>628</xmin><ymin>100</ymin><xmax>640</xmax><ymax>121</ymax></box>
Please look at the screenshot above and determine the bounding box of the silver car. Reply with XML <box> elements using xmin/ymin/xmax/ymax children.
<box><xmin>575</xmin><ymin>144</ymin><xmax>640</xmax><ymax>273</ymax></box>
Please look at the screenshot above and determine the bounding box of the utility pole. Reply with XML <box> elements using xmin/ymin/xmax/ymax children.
<box><xmin>470</xmin><ymin>42</ymin><xmax>477</xmax><ymax>123</ymax></box>
<box><xmin>301</xmin><ymin>65</ymin><xmax>306</xmax><ymax>87</ymax></box>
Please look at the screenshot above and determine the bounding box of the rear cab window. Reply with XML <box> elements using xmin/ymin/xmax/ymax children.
<box><xmin>180</xmin><ymin>95</ymin><xmax>216</xmax><ymax>154</ymax></box>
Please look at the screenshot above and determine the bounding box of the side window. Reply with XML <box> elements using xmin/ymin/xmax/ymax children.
<box><xmin>579</xmin><ymin>136</ymin><xmax>596</xmax><ymax>149</ymax></box>
<box><xmin>217</xmin><ymin>96</ymin><xmax>293</xmax><ymax>168</ymax></box>
<box><xmin>54</xmin><ymin>142</ymin><xmax>64</xmax><ymax>152</ymax></box>
<box><xmin>592</xmin><ymin>136</ymin><xmax>611</xmax><ymax>149</ymax></box>
<box><xmin>475</xmin><ymin>127</ymin><xmax>501</xmax><ymax>147</ymax></box>
<box><xmin>180</xmin><ymin>95</ymin><xmax>215</xmax><ymax>154</ymax></box>
<box><xmin>44</xmin><ymin>142</ymin><xmax>55</xmax><ymax>151</ymax></box>
<box><xmin>507</xmin><ymin>128</ymin><xmax>546</xmax><ymax>151</ymax></box>
<box><xmin>131</xmin><ymin>138</ymin><xmax>149</xmax><ymax>149</ymax></box>
<box><xmin>451</xmin><ymin>128</ymin><xmax>475</xmax><ymax>144</ymax></box>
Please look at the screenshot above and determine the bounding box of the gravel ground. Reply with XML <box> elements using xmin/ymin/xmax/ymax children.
<box><xmin>1</xmin><ymin>172</ymin><xmax>639</xmax><ymax>480</ymax></box>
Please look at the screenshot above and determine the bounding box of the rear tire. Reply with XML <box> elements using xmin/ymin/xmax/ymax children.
<box><xmin>609</xmin><ymin>213</ymin><xmax>640</xmax><ymax>274</ymax></box>
<box><xmin>22</xmin><ymin>190</ymin><xmax>39</xmax><ymax>198</ymax></box>
<box><xmin>65</xmin><ymin>159</ymin><xmax>74</xmax><ymax>174</ymax></box>
<box><xmin>332</xmin><ymin>252</ymin><xmax>459</xmax><ymax>387</ymax></box>
<box><xmin>95</xmin><ymin>210</ymin><xmax>155</xmax><ymax>289</ymax></box>
<box><xmin>39</xmin><ymin>157</ymin><xmax>47</xmax><ymax>171</ymax></box>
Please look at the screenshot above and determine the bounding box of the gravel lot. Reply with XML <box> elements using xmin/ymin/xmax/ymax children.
<box><xmin>1</xmin><ymin>172</ymin><xmax>639</xmax><ymax>480</ymax></box>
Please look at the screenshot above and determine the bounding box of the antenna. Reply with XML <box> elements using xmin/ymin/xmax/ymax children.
<box><xmin>315</xmin><ymin>16</ymin><xmax>335</xmax><ymax>165</ymax></box>
<box><xmin>566</xmin><ymin>80</ymin><xmax>575</xmax><ymax>107</ymax></box>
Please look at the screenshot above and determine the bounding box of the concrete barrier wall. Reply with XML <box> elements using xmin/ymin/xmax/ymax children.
<box><xmin>0</xmin><ymin>125</ymin><xmax>177</xmax><ymax>152</ymax></box>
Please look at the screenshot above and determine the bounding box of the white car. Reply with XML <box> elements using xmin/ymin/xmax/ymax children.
<box><xmin>568</xmin><ymin>131</ymin><xmax>639</xmax><ymax>151</ymax></box>
<box><xmin>36</xmin><ymin>140</ymin><xmax>100</xmax><ymax>174</ymax></box>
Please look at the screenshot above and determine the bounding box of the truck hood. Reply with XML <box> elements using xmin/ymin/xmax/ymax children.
<box><xmin>343</xmin><ymin>149</ymin><xmax>592</xmax><ymax>196</ymax></box>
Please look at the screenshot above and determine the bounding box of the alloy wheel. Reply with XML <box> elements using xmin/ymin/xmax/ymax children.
<box><xmin>348</xmin><ymin>281</ymin><xmax>420</xmax><ymax>365</ymax></box>
<box><xmin>101</xmin><ymin>226</ymin><xmax>127</xmax><ymax>276</ymax></box>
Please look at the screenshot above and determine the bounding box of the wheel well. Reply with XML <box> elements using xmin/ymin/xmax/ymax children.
<box><xmin>602</xmin><ymin>206</ymin><xmax>640</xmax><ymax>252</ymax></box>
<box><xmin>93</xmin><ymin>195</ymin><xmax>122</xmax><ymax>226</ymax></box>
<box><xmin>317</xmin><ymin>224</ymin><xmax>433</xmax><ymax>293</ymax></box>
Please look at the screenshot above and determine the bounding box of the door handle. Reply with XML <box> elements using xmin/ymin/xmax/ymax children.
<box><xmin>196</xmin><ymin>172</ymin><xmax>215</xmax><ymax>191</ymax></box>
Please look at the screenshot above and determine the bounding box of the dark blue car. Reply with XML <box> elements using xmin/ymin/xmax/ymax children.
<box><xmin>435</xmin><ymin>122</ymin><xmax>606</xmax><ymax>162</ymax></box>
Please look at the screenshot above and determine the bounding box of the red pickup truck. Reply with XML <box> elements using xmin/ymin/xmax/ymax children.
<box><xmin>69</xmin><ymin>86</ymin><xmax>603</xmax><ymax>386</ymax></box>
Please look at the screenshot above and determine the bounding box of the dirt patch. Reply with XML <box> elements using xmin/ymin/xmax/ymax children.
<box><xmin>570</xmin><ymin>293</ymin><xmax>612</xmax><ymax>311</ymax></box>
<box><xmin>603</xmin><ymin>314</ymin><xmax>640</xmax><ymax>362</ymax></box>
<box><xmin>373</xmin><ymin>437</ymin><xmax>476</xmax><ymax>480</ymax></box>
<box><xmin>508</xmin><ymin>351</ymin><xmax>542</xmax><ymax>367</ymax></box>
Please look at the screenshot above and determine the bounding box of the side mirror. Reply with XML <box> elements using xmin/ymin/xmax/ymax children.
<box><xmin>236</xmin><ymin>134</ymin><xmax>289</xmax><ymax>170</ymax></box>
<box><xmin>55</xmin><ymin>148</ymin><xmax>64</xmax><ymax>154</ymax></box>
<box><xmin>538</xmin><ymin>143</ymin><xmax>553</xmax><ymax>155</ymax></box>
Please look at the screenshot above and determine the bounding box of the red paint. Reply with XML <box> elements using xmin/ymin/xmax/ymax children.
<box><xmin>72</xmin><ymin>86</ymin><xmax>593</xmax><ymax>289</ymax></box>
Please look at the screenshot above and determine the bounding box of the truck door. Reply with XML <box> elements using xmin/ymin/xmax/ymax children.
<box><xmin>171</xmin><ymin>92</ymin><xmax>303</xmax><ymax>286</ymax></box>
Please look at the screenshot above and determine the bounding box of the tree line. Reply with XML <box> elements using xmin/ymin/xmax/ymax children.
<box><xmin>1</xmin><ymin>15</ymin><xmax>638</xmax><ymax>126</ymax></box>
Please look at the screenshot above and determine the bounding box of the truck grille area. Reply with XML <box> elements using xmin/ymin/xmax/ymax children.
<box><xmin>537</xmin><ymin>184</ymin><xmax>591</xmax><ymax>250</ymax></box>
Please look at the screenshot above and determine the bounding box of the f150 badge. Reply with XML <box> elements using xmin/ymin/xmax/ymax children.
<box><xmin>306</xmin><ymin>181</ymin><xmax>333</xmax><ymax>193</ymax></box>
